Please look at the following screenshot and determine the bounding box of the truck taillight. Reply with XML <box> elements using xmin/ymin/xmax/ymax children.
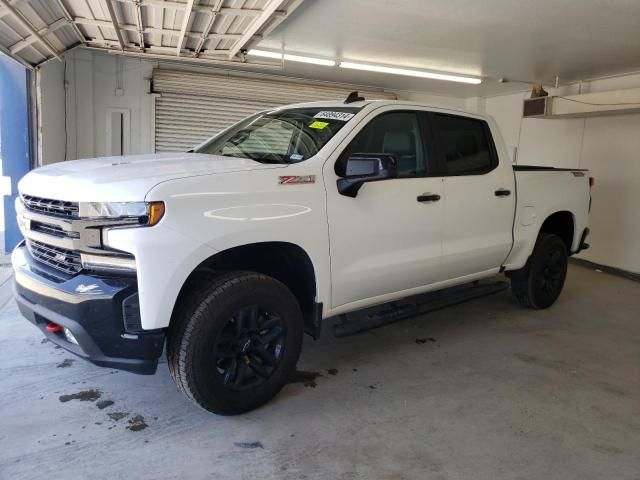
<box><xmin>589</xmin><ymin>176</ymin><xmax>595</xmax><ymax>188</ymax></box>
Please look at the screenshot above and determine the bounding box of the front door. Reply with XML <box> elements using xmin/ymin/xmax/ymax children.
<box><xmin>325</xmin><ymin>109</ymin><xmax>444</xmax><ymax>308</ymax></box>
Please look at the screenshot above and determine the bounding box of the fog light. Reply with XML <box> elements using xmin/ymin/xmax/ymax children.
<box><xmin>64</xmin><ymin>327</ymin><xmax>79</xmax><ymax>345</ymax></box>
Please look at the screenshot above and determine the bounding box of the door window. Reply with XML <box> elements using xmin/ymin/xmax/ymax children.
<box><xmin>430</xmin><ymin>113</ymin><xmax>496</xmax><ymax>175</ymax></box>
<box><xmin>341</xmin><ymin>111</ymin><xmax>426</xmax><ymax>177</ymax></box>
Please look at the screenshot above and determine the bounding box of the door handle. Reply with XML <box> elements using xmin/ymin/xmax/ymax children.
<box><xmin>495</xmin><ymin>189</ymin><xmax>511</xmax><ymax>197</ymax></box>
<box><xmin>417</xmin><ymin>193</ymin><xmax>441</xmax><ymax>203</ymax></box>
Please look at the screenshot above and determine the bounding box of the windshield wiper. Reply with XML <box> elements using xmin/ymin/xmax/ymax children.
<box><xmin>253</xmin><ymin>158</ymin><xmax>286</xmax><ymax>164</ymax></box>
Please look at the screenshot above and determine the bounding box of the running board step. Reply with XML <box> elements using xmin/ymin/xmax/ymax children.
<box><xmin>332</xmin><ymin>280</ymin><xmax>509</xmax><ymax>337</ymax></box>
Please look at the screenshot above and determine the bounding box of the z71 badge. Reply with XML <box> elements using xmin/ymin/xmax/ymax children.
<box><xmin>278</xmin><ymin>175</ymin><xmax>316</xmax><ymax>185</ymax></box>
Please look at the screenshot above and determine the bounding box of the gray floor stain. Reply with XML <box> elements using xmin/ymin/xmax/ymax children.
<box><xmin>56</xmin><ymin>358</ymin><xmax>74</xmax><ymax>368</ymax></box>
<box><xmin>288</xmin><ymin>370</ymin><xmax>322</xmax><ymax>388</ymax></box>
<box><xmin>126</xmin><ymin>415</ymin><xmax>148</xmax><ymax>432</ymax></box>
<box><xmin>234</xmin><ymin>442</ymin><xmax>264</xmax><ymax>449</ymax></box>
<box><xmin>596</xmin><ymin>382</ymin><xmax>629</xmax><ymax>398</ymax></box>
<box><xmin>96</xmin><ymin>400</ymin><xmax>114</xmax><ymax>410</ymax></box>
<box><xmin>593</xmin><ymin>444</ymin><xmax>624</xmax><ymax>455</ymax></box>
<box><xmin>107</xmin><ymin>412</ymin><xmax>129</xmax><ymax>421</ymax></box>
<box><xmin>59</xmin><ymin>389</ymin><xmax>101</xmax><ymax>402</ymax></box>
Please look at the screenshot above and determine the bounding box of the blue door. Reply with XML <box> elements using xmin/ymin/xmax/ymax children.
<box><xmin>0</xmin><ymin>54</ymin><xmax>32</xmax><ymax>253</ymax></box>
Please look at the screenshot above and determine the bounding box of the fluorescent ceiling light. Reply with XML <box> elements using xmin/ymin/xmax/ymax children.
<box><xmin>247</xmin><ymin>49</ymin><xmax>283</xmax><ymax>60</ymax></box>
<box><xmin>339</xmin><ymin>61</ymin><xmax>482</xmax><ymax>85</ymax></box>
<box><xmin>283</xmin><ymin>54</ymin><xmax>336</xmax><ymax>66</ymax></box>
<box><xmin>248</xmin><ymin>50</ymin><xmax>336</xmax><ymax>66</ymax></box>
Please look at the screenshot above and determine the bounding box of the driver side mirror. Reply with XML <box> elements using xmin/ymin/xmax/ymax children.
<box><xmin>337</xmin><ymin>154</ymin><xmax>398</xmax><ymax>197</ymax></box>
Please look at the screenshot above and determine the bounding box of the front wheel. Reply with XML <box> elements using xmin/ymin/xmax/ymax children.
<box><xmin>167</xmin><ymin>271</ymin><xmax>303</xmax><ymax>415</ymax></box>
<box><xmin>509</xmin><ymin>233</ymin><xmax>569</xmax><ymax>309</ymax></box>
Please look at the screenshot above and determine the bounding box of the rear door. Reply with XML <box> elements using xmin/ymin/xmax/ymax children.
<box><xmin>428</xmin><ymin>112</ymin><xmax>515</xmax><ymax>279</ymax></box>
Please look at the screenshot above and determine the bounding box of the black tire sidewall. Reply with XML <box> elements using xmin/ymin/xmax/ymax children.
<box><xmin>528</xmin><ymin>235</ymin><xmax>568</xmax><ymax>309</ymax></box>
<box><xmin>178</xmin><ymin>274</ymin><xmax>303</xmax><ymax>414</ymax></box>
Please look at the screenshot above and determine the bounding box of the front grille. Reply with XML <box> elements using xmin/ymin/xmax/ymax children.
<box><xmin>30</xmin><ymin>221</ymin><xmax>80</xmax><ymax>239</ymax></box>
<box><xmin>22</xmin><ymin>195</ymin><xmax>79</xmax><ymax>218</ymax></box>
<box><xmin>26</xmin><ymin>239</ymin><xmax>82</xmax><ymax>276</ymax></box>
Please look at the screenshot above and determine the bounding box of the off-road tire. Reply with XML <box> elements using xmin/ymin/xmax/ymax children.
<box><xmin>167</xmin><ymin>271</ymin><xmax>303</xmax><ymax>415</ymax></box>
<box><xmin>510</xmin><ymin>233</ymin><xmax>569</xmax><ymax>309</ymax></box>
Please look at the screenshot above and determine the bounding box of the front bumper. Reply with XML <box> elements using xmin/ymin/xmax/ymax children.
<box><xmin>12</xmin><ymin>243</ymin><xmax>165</xmax><ymax>375</ymax></box>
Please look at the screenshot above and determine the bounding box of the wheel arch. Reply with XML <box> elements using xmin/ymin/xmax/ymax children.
<box><xmin>538</xmin><ymin>210</ymin><xmax>576</xmax><ymax>253</ymax></box>
<box><xmin>172</xmin><ymin>241</ymin><xmax>322</xmax><ymax>338</ymax></box>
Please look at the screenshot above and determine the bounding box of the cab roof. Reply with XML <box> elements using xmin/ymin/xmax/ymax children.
<box><xmin>270</xmin><ymin>99</ymin><xmax>485</xmax><ymax>119</ymax></box>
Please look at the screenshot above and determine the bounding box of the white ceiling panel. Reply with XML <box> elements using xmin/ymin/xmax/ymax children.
<box><xmin>0</xmin><ymin>0</ymin><xmax>303</xmax><ymax>67</ymax></box>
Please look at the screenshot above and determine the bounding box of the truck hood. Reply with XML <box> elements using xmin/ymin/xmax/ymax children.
<box><xmin>18</xmin><ymin>153</ymin><xmax>286</xmax><ymax>202</ymax></box>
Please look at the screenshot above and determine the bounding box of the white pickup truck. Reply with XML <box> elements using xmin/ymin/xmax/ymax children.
<box><xmin>13</xmin><ymin>96</ymin><xmax>591</xmax><ymax>414</ymax></box>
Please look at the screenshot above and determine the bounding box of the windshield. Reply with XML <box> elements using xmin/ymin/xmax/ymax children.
<box><xmin>194</xmin><ymin>107</ymin><xmax>362</xmax><ymax>164</ymax></box>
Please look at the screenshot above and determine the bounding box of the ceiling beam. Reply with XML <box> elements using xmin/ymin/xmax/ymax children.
<box><xmin>88</xmin><ymin>38</ymin><xmax>135</xmax><ymax>48</ymax></box>
<box><xmin>175</xmin><ymin>0</ymin><xmax>195</xmax><ymax>56</ymax></box>
<box><xmin>54</xmin><ymin>0</ymin><xmax>86</xmax><ymax>45</ymax></box>
<box><xmin>133</xmin><ymin>0</ymin><xmax>145</xmax><ymax>50</ymax></box>
<box><xmin>258</xmin><ymin>0</ymin><xmax>304</xmax><ymax>39</ymax></box>
<box><xmin>219</xmin><ymin>7</ymin><xmax>286</xmax><ymax>17</ymax></box>
<box><xmin>146</xmin><ymin>45</ymin><xmax>229</xmax><ymax>56</ymax></box>
<box><xmin>0</xmin><ymin>41</ymin><xmax>34</xmax><ymax>69</ymax></box>
<box><xmin>0</xmin><ymin>0</ymin><xmax>62</xmax><ymax>60</ymax></box>
<box><xmin>112</xmin><ymin>0</ymin><xmax>287</xmax><ymax>17</ymax></box>
<box><xmin>227</xmin><ymin>0</ymin><xmax>286</xmax><ymax>59</ymax></box>
<box><xmin>9</xmin><ymin>17</ymin><xmax>67</xmax><ymax>54</ymax></box>
<box><xmin>83</xmin><ymin>44</ymin><xmax>281</xmax><ymax>70</ymax></box>
<box><xmin>73</xmin><ymin>17</ymin><xmax>256</xmax><ymax>41</ymax></box>
<box><xmin>0</xmin><ymin>0</ymin><xmax>18</xmax><ymax>19</ymax></box>
<box><xmin>103</xmin><ymin>0</ymin><xmax>126</xmax><ymax>50</ymax></box>
<box><xmin>194</xmin><ymin>0</ymin><xmax>222</xmax><ymax>56</ymax></box>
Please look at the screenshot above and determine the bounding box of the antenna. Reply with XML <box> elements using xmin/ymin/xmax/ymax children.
<box><xmin>344</xmin><ymin>91</ymin><xmax>365</xmax><ymax>104</ymax></box>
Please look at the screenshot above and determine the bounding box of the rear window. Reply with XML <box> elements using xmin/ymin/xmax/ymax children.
<box><xmin>431</xmin><ymin>113</ymin><xmax>496</xmax><ymax>175</ymax></box>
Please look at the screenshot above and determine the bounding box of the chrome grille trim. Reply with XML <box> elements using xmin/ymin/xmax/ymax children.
<box><xmin>17</xmin><ymin>195</ymin><xmax>139</xmax><ymax>277</ymax></box>
<box><xmin>21</xmin><ymin>195</ymin><xmax>79</xmax><ymax>218</ymax></box>
<box><xmin>26</xmin><ymin>239</ymin><xmax>82</xmax><ymax>276</ymax></box>
<box><xmin>30</xmin><ymin>221</ymin><xmax>81</xmax><ymax>239</ymax></box>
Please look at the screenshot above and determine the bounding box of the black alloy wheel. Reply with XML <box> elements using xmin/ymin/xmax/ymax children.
<box><xmin>213</xmin><ymin>305</ymin><xmax>286</xmax><ymax>390</ymax></box>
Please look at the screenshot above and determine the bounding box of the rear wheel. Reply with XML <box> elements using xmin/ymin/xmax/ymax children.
<box><xmin>167</xmin><ymin>271</ymin><xmax>303</xmax><ymax>415</ymax></box>
<box><xmin>509</xmin><ymin>233</ymin><xmax>568</xmax><ymax>309</ymax></box>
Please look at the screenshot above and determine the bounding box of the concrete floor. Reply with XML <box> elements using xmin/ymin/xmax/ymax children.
<box><xmin>0</xmin><ymin>264</ymin><xmax>638</xmax><ymax>480</ymax></box>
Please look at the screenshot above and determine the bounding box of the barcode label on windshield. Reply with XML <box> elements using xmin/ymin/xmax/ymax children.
<box><xmin>314</xmin><ymin>111</ymin><xmax>355</xmax><ymax>121</ymax></box>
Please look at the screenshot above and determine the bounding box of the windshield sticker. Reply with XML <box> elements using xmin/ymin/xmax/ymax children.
<box><xmin>289</xmin><ymin>154</ymin><xmax>304</xmax><ymax>161</ymax></box>
<box><xmin>308</xmin><ymin>120</ymin><xmax>329</xmax><ymax>130</ymax></box>
<box><xmin>313</xmin><ymin>111</ymin><xmax>355</xmax><ymax>121</ymax></box>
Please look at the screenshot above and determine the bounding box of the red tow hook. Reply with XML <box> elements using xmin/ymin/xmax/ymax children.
<box><xmin>45</xmin><ymin>322</ymin><xmax>63</xmax><ymax>333</ymax></box>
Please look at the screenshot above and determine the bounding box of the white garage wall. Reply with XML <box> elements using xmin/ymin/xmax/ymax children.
<box><xmin>484</xmin><ymin>73</ymin><xmax>640</xmax><ymax>274</ymax></box>
<box><xmin>37</xmin><ymin>59</ymin><xmax>66</xmax><ymax>166</ymax></box>
<box><xmin>38</xmin><ymin>49</ymin><xmax>156</xmax><ymax>165</ymax></box>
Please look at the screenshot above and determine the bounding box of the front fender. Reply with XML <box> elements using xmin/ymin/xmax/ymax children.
<box><xmin>105</xmin><ymin>223</ymin><xmax>218</xmax><ymax>330</ymax></box>
<box><xmin>129</xmin><ymin>166</ymin><xmax>330</xmax><ymax>328</ymax></box>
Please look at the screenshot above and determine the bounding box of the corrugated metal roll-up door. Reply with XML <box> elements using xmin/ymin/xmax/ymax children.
<box><xmin>153</xmin><ymin>69</ymin><xmax>397</xmax><ymax>152</ymax></box>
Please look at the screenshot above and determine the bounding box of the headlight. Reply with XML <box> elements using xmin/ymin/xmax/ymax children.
<box><xmin>84</xmin><ymin>201</ymin><xmax>165</xmax><ymax>226</ymax></box>
<box><xmin>87</xmin><ymin>202</ymin><xmax>147</xmax><ymax>218</ymax></box>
